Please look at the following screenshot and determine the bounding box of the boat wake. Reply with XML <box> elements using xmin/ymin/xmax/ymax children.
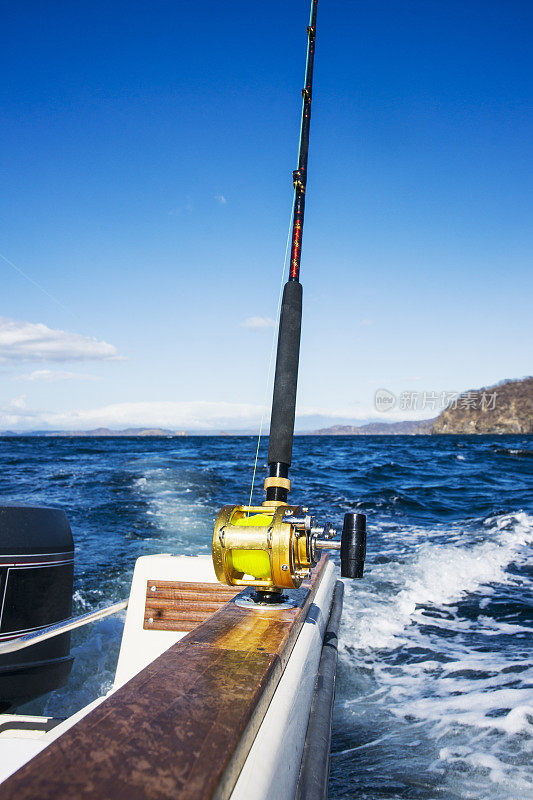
<box><xmin>132</xmin><ymin>464</ymin><xmax>214</xmax><ymax>553</ymax></box>
<box><xmin>333</xmin><ymin>511</ymin><xmax>533</xmax><ymax>800</ymax></box>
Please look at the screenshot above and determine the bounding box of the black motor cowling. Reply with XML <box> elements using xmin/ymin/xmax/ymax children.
<box><xmin>0</xmin><ymin>506</ymin><xmax>74</xmax><ymax>711</ymax></box>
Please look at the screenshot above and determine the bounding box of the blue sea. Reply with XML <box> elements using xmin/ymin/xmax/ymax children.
<box><xmin>1</xmin><ymin>434</ymin><xmax>532</xmax><ymax>799</ymax></box>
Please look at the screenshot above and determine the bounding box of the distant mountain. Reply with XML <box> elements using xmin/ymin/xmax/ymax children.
<box><xmin>28</xmin><ymin>428</ymin><xmax>187</xmax><ymax>436</ymax></box>
<box><xmin>432</xmin><ymin>377</ymin><xmax>533</xmax><ymax>434</ymax></box>
<box><xmin>3</xmin><ymin>379</ymin><xmax>530</xmax><ymax>437</ymax></box>
<box><xmin>41</xmin><ymin>428</ymin><xmax>188</xmax><ymax>437</ymax></box>
<box><xmin>313</xmin><ymin>419</ymin><xmax>435</xmax><ymax>435</ymax></box>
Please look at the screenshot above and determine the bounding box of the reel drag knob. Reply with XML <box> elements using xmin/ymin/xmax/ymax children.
<box><xmin>340</xmin><ymin>512</ymin><xmax>366</xmax><ymax>578</ymax></box>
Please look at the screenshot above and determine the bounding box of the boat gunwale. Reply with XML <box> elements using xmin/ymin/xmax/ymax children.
<box><xmin>1</xmin><ymin>556</ymin><xmax>330</xmax><ymax>800</ymax></box>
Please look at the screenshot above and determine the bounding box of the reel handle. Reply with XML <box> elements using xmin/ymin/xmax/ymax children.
<box><xmin>340</xmin><ymin>512</ymin><xmax>366</xmax><ymax>578</ymax></box>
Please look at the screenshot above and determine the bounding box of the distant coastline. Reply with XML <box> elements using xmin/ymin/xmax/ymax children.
<box><xmin>312</xmin><ymin>419</ymin><xmax>435</xmax><ymax>436</ymax></box>
<box><xmin>0</xmin><ymin>428</ymin><xmax>188</xmax><ymax>438</ymax></box>
<box><xmin>313</xmin><ymin>377</ymin><xmax>532</xmax><ymax>436</ymax></box>
<box><xmin>1</xmin><ymin>378</ymin><xmax>531</xmax><ymax>438</ymax></box>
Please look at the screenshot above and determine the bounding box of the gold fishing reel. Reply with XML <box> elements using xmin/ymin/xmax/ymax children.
<box><xmin>212</xmin><ymin>504</ymin><xmax>340</xmax><ymax>591</ymax></box>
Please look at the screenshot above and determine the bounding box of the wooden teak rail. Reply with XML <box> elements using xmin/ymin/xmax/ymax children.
<box><xmin>144</xmin><ymin>580</ymin><xmax>242</xmax><ymax>632</ymax></box>
<box><xmin>2</xmin><ymin>556</ymin><xmax>330</xmax><ymax>800</ymax></box>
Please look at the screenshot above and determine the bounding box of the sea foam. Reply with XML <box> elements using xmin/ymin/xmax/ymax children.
<box><xmin>336</xmin><ymin>511</ymin><xmax>533</xmax><ymax>799</ymax></box>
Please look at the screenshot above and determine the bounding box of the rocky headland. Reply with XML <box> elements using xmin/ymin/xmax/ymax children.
<box><xmin>432</xmin><ymin>377</ymin><xmax>532</xmax><ymax>434</ymax></box>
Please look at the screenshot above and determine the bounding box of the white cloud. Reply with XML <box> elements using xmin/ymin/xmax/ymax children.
<box><xmin>0</xmin><ymin>318</ymin><xmax>120</xmax><ymax>362</ymax></box>
<box><xmin>15</xmin><ymin>369</ymin><xmax>101</xmax><ymax>382</ymax></box>
<box><xmin>10</xmin><ymin>395</ymin><xmax>27</xmax><ymax>410</ymax></box>
<box><xmin>0</xmin><ymin>397</ymin><xmax>436</xmax><ymax>432</ymax></box>
<box><xmin>242</xmin><ymin>316</ymin><xmax>276</xmax><ymax>330</ymax></box>
<box><xmin>215</xmin><ymin>194</ymin><xmax>228</xmax><ymax>205</ymax></box>
<box><xmin>0</xmin><ymin>400</ymin><xmax>265</xmax><ymax>431</ymax></box>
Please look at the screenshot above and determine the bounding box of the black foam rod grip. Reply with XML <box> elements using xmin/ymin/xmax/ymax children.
<box><xmin>341</xmin><ymin>512</ymin><xmax>366</xmax><ymax>579</ymax></box>
<box><xmin>267</xmin><ymin>280</ymin><xmax>303</xmax><ymax>468</ymax></box>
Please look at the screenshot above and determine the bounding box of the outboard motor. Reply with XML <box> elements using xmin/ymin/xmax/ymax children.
<box><xmin>0</xmin><ymin>506</ymin><xmax>74</xmax><ymax>710</ymax></box>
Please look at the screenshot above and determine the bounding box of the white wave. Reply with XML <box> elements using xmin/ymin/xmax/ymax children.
<box><xmin>337</xmin><ymin>511</ymin><xmax>533</xmax><ymax>799</ymax></box>
<box><xmin>132</xmin><ymin>466</ymin><xmax>214</xmax><ymax>554</ymax></box>
<box><xmin>341</xmin><ymin>511</ymin><xmax>533</xmax><ymax>652</ymax></box>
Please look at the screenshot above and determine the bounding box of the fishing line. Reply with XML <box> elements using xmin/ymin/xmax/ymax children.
<box><xmin>0</xmin><ymin>252</ymin><xmax>70</xmax><ymax>314</ymax></box>
<box><xmin>247</xmin><ymin>192</ymin><xmax>295</xmax><ymax>512</ymax></box>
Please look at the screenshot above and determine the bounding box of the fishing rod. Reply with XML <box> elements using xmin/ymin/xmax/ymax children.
<box><xmin>212</xmin><ymin>0</ymin><xmax>367</xmax><ymax>600</ymax></box>
<box><xmin>266</xmin><ymin>0</ymin><xmax>318</xmax><ymax>506</ymax></box>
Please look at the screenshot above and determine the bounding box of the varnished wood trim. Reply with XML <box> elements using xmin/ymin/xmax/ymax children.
<box><xmin>148</xmin><ymin>580</ymin><xmax>241</xmax><ymax>598</ymax></box>
<box><xmin>144</xmin><ymin>580</ymin><xmax>241</xmax><ymax>632</ymax></box>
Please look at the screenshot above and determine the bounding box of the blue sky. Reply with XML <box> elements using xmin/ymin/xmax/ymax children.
<box><xmin>1</xmin><ymin>0</ymin><xmax>531</xmax><ymax>431</ymax></box>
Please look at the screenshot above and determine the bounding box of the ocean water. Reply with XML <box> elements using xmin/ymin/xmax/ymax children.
<box><xmin>0</xmin><ymin>434</ymin><xmax>531</xmax><ymax>799</ymax></box>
